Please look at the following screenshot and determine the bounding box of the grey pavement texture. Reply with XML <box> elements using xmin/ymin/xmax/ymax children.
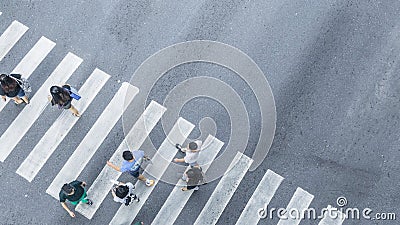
<box><xmin>0</xmin><ymin>0</ymin><xmax>399</xmax><ymax>225</ymax></box>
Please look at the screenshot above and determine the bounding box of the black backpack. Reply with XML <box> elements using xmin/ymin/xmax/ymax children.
<box><xmin>124</xmin><ymin>193</ymin><xmax>139</xmax><ymax>206</ymax></box>
<box><xmin>115</xmin><ymin>185</ymin><xmax>129</xmax><ymax>198</ymax></box>
<box><xmin>115</xmin><ymin>185</ymin><xmax>139</xmax><ymax>206</ymax></box>
<box><xmin>187</xmin><ymin>167</ymin><xmax>206</xmax><ymax>186</ymax></box>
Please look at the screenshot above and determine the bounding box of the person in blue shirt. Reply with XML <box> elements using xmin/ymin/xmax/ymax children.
<box><xmin>107</xmin><ymin>150</ymin><xmax>154</xmax><ymax>187</ymax></box>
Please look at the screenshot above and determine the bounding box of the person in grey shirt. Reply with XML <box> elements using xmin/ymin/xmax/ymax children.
<box><xmin>174</xmin><ymin>140</ymin><xmax>202</xmax><ymax>167</ymax></box>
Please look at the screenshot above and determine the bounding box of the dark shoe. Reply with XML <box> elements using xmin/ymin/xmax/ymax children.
<box><xmin>143</xmin><ymin>155</ymin><xmax>151</xmax><ymax>162</ymax></box>
<box><xmin>175</xmin><ymin>144</ymin><xmax>182</xmax><ymax>151</ymax></box>
<box><xmin>133</xmin><ymin>195</ymin><xmax>140</xmax><ymax>202</ymax></box>
<box><xmin>72</xmin><ymin>113</ymin><xmax>81</xmax><ymax>117</ymax></box>
<box><xmin>87</xmin><ymin>199</ymin><xmax>93</xmax><ymax>205</ymax></box>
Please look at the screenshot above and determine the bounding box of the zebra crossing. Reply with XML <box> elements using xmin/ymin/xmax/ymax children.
<box><xmin>318</xmin><ymin>205</ymin><xmax>346</xmax><ymax>225</ymax></box>
<box><xmin>0</xmin><ymin>36</ymin><xmax>55</xmax><ymax>111</ymax></box>
<box><xmin>109</xmin><ymin>116</ymin><xmax>192</xmax><ymax>225</ymax></box>
<box><xmin>46</xmin><ymin>82</ymin><xmax>140</xmax><ymax>199</ymax></box>
<box><xmin>0</xmin><ymin>52</ymin><xmax>82</xmax><ymax>162</ymax></box>
<box><xmin>16</xmin><ymin>68</ymin><xmax>110</xmax><ymax>182</ymax></box>
<box><xmin>10</xmin><ymin>36</ymin><xmax>55</xmax><ymax>80</ymax></box>
<box><xmin>151</xmin><ymin>135</ymin><xmax>224</xmax><ymax>225</ymax></box>
<box><xmin>0</xmin><ymin>20</ymin><xmax>28</xmax><ymax>61</ymax></box>
<box><xmin>277</xmin><ymin>187</ymin><xmax>315</xmax><ymax>225</ymax></box>
<box><xmin>235</xmin><ymin>169</ymin><xmax>284</xmax><ymax>225</ymax></box>
<box><xmin>0</xmin><ymin>18</ymin><xmax>346</xmax><ymax>225</ymax></box>
<box><xmin>194</xmin><ymin>152</ymin><xmax>253</xmax><ymax>225</ymax></box>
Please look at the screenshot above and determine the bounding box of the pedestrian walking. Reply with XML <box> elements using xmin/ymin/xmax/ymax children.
<box><xmin>181</xmin><ymin>166</ymin><xmax>204</xmax><ymax>191</ymax></box>
<box><xmin>106</xmin><ymin>150</ymin><xmax>155</xmax><ymax>187</ymax></box>
<box><xmin>0</xmin><ymin>73</ymin><xmax>29</xmax><ymax>104</ymax></box>
<box><xmin>48</xmin><ymin>85</ymin><xmax>80</xmax><ymax>117</ymax></box>
<box><xmin>174</xmin><ymin>140</ymin><xmax>202</xmax><ymax>167</ymax></box>
<box><xmin>110</xmin><ymin>180</ymin><xmax>140</xmax><ymax>205</ymax></box>
<box><xmin>59</xmin><ymin>180</ymin><xmax>93</xmax><ymax>218</ymax></box>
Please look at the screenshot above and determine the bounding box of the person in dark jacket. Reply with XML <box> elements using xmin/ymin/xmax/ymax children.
<box><xmin>59</xmin><ymin>180</ymin><xmax>93</xmax><ymax>218</ymax></box>
<box><xmin>48</xmin><ymin>85</ymin><xmax>80</xmax><ymax>117</ymax></box>
<box><xmin>0</xmin><ymin>73</ymin><xmax>29</xmax><ymax>104</ymax></box>
<box><xmin>181</xmin><ymin>166</ymin><xmax>204</xmax><ymax>191</ymax></box>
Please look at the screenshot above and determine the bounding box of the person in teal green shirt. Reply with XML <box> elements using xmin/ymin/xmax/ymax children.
<box><xmin>59</xmin><ymin>180</ymin><xmax>93</xmax><ymax>218</ymax></box>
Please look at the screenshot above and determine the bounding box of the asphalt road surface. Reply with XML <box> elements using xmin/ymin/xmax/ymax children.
<box><xmin>0</xmin><ymin>1</ymin><xmax>399</xmax><ymax>225</ymax></box>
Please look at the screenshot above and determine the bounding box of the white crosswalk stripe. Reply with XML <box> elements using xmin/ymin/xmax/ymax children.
<box><xmin>75</xmin><ymin>100</ymin><xmax>168</xmax><ymax>219</ymax></box>
<box><xmin>0</xmin><ymin>36</ymin><xmax>56</xmax><ymax>112</ymax></box>
<box><xmin>276</xmin><ymin>187</ymin><xmax>315</xmax><ymax>225</ymax></box>
<box><xmin>151</xmin><ymin>135</ymin><xmax>224</xmax><ymax>225</ymax></box>
<box><xmin>109</xmin><ymin>117</ymin><xmax>194</xmax><ymax>225</ymax></box>
<box><xmin>46</xmin><ymin>82</ymin><xmax>139</xmax><ymax>199</ymax></box>
<box><xmin>11</xmin><ymin>36</ymin><xmax>55</xmax><ymax>75</ymax></box>
<box><xmin>16</xmin><ymin>68</ymin><xmax>110</xmax><ymax>182</ymax></box>
<box><xmin>194</xmin><ymin>152</ymin><xmax>253</xmax><ymax>225</ymax></box>
<box><xmin>0</xmin><ymin>52</ymin><xmax>82</xmax><ymax>162</ymax></box>
<box><xmin>235</xmin><ymin>169</ymin><xmax>284</xmax><ymax>225</ymax></box>
<box><xmin>0</xmin><ymin>20</ymin><xmax>28</xmax><ymax>61</ymax></box>
<box><xmin>318</xmin><ymin>205</ymin><xmax>346</xmax><ymax>225</ymax></box>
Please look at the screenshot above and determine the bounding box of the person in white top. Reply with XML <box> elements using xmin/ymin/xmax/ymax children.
<box><xmin>111</xmin><ymin>181</ymin><xmax>139</xmax><ymax>206</ymax></box>
<box><xmin>174</xmin><ymin>140</ymin><xmax>202</xmax><ymax>167</ymax></box>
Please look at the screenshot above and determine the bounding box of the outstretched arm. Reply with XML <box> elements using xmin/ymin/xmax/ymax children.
<box><xmin>61</xmin><ymin>202</ymin><xmax>75</xmax><ymax>218</ymax></box>
<box><xmin>111</xmin><ymin>188</ymin><xmax>117</xmax><ymax>198</ymax></box>
<box><xmin>106</xmin><ymin>161</ymin><xmax>121</xmax><ymax>172</ymax></box>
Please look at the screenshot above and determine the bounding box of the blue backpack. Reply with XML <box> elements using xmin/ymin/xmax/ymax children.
<box><xmin>67</xmin><ymin>86</ymin><xmax>81</xmax><ymax>100</ymax></box>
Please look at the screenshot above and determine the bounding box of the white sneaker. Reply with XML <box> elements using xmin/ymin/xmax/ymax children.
<box><xmin>181</xmin><ymin>174</ymin><xmax>187</xmax><ymax>181</ymax></box>
<box><xmin>193</xmin><ymin>186</ymin><xmax>199</xmax><ymax>191</ymax></box>
<box><xmin>145</xmin><ymin>179</ymin><xmax>155</xmax><ymax>187</ymax></box>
